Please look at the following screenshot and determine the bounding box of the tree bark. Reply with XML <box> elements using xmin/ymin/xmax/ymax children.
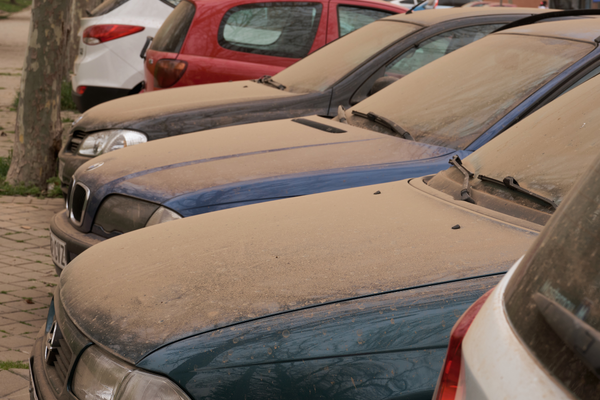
<box><xmin>6</xmin><ymin>0</ymin><xmax>72</xmax><ymax>188</ymax></box>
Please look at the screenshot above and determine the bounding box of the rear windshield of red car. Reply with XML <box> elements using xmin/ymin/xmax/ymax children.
<box><xmin>150</xmin><ymin>0</ymin><xmax>196</xmax><ymax>54</ymax></box>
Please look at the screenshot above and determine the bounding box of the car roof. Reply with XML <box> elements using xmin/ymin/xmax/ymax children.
<box><xmin>383</xmin><ymin>7</ymin><xmax>549</xmax><ymax>26</ymax></box>
<box><xmin>499</xmin><ymin>16</ymin><xmax>600</xmax><ymax>43</ymax></box>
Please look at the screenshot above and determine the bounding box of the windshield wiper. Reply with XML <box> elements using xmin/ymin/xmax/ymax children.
<box><xmin>533</xmin><ymin>292</ymin><xmax>600</xmax><ymax>377</ymax></box>
<box><xmin>255</xmin><ymin>75</ymin><xmax>286</xmax><ymax>91</ymax></box>
<box><xmin>449</xmin><ymin>155</ymin><xmax>475</xmax><ymax>204</ymax></box>
<box><xmin>478</xmin><ymin>175</ymin><xmax>558</xmax><ymax>210</ymax></box>
<box><xmin>351</xmin><ymin>110</ymin><xmax>414</xmax><ymax>141</ymax></box>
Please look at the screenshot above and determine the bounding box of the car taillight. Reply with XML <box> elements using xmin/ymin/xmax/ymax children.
<box><xmin>153</xmin><ymin>60</ymin><xmax>188</xmax><ymax>89</ymax></box>
<box><xmin>434</xmin><ymin>287</ymin><xmax>495</xmax><ymax>400</ymax></box>
<box><xmin>76</xmin><ymin>86</ymin><xmax>87</xmax><ymax>95</ymax></box>
<box><xmin>83</xmin><ymin>25</ymin><xmax>144</xmax><ymax>45</ymax></box>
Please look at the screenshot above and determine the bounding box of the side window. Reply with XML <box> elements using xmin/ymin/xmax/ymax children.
<box><xmin>337</xmin><ymin>5</ymin><xmax>395</xmax><ymax>37</ymax></box>
<box><xmin>218</xmin><ymin>3</ymin><xmax>323</xmax><ymax>59</ymax></box>
<box><xmin>385</xmin><ymin>24</ymin><xmax>503</xmax><ymax>78</ymax></box>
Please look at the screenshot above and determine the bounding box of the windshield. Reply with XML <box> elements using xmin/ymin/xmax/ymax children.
<box><xmin>348</xmin><ymin>34</ymin><xmax>594</xmax><ymax>150</ymax></box>
<box><xmin>427</xmin><ymin>73</ymin><xmax>600</xmax><ymax>223</ymax></box>
<box><xmin>503</xmin><ymin>151</ymin><xmax>600</xmax><ymax>398</ymax></box>
<box><xmin>274</xmin><ymin>20</ymin><xmax>420</xmax><ymax>93</ymax></box>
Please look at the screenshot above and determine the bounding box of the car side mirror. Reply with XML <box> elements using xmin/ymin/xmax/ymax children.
<box><xmin>369</xmin><ymin>76</ymin><xmax>399</xmax><ymax>96</ymax></box>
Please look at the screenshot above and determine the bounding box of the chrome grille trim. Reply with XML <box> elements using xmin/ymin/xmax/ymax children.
<box><xmin>68</xmin><ymin>180</ymin><xmax>90</xmax><ymax>227</ymax></box>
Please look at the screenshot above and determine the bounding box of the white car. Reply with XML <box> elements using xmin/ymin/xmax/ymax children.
<box><xmin>431</xmin><ymin>127</ymin><xmax>600</xmax><ymax>398</ymax></box>
<box><xmin>71</xmin><ymin>0</ymin><xmax>179</xmax><ymax>112</ymax></box>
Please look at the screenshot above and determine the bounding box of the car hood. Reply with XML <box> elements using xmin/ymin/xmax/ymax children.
<box><xmin>60</xmin><ymin>178</ymin><xmax>540</xmax><ymax>364</ymax></box>
<box><xmin>74</xmin><ymin>81</ymin><xmax>298</xmax><ymax>131</ymax></box>
<box><xmin>76</xmin><ymin>116</ymin><xmax>455</xmax><ymax>207</ymax></box>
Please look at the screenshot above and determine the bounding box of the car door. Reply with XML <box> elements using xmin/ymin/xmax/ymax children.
<box><xmin>327</xmin><ymin>0</ymin><xmax>402</xmax><ymax>42</ymax></box>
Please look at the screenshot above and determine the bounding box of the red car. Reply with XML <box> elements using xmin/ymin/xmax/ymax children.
<box><xmin>144</xmin><ymin>0</ymin><xmax>406</xmax><ymax>91</ymax></box>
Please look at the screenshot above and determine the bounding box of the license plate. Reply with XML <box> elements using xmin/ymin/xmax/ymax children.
<box><xmin>50</xmin><ymin>231</ymin><xmax>68</xmax><ymax>270</ymax></box>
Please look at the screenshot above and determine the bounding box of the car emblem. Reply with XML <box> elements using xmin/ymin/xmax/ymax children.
<box><xmin>86</xmin><ymin>162</ymin><xmax>104</xmax><ymax>171</ymax></box>
<box><xmin>44</xmin><ymin>321</ymin><xmax>62</xmax><ymax>365</ymax></box>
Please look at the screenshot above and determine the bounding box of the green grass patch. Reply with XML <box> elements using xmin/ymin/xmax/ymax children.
<box><xmin>61</xmin><ymin>81</ymin><xmax>77</xmax><ymax>111</ymax></box>
<box><xmin>0</xmin><ymin>0</ymin><xmax>32</xmax><ymax>14</ymax></box>
<box><xmin>0</xmin><ymin>151</ymin><xmax>62</xmax><ymax>198</ymax></box>
<box><xmin>0</xmin><ymin>360</ymin><xmax>28</xmax><ymax>370</ymax></box>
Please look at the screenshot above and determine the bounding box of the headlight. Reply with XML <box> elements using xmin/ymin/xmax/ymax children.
<box><xmin>78</xmin><ymin>130</ymin><xmax>147</xmax><ymax>156</ymax></box>
<box><xmin>72</xmin><ymin>346</ymin><xmax>190</xmax><ymax>400</ymax></box>
<box><xmin>94</xmin><ymin>196</ymin><xmax>182</xmax><ymax>235</ymax></box>
<box><xmin>146</xmin><ymin>207</ymin><xmax>182</xmax><ymax>227</ymax></box>
<box><xmin>94</xmin><ymin>195</ymin><xmax>160</xmax><ymax>234</ymax></box>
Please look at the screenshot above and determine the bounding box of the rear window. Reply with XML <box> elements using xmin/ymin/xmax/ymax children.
<box><xmin>337</xmin><ymin>5</ymin><xmax>396</xmax><ymax>37</ymax></box>
<box><xmin>218</xmin><ymin>2</ymin><xmax>323</xmax><ymax>59</ymax></box>
<box><xmin>89</xmin><ymin>0</ymin><xmax>129</xmax><ymax>17</ymax></box>
<box><xmin>150</xmin><ymin>0</ymin><xmax>196</xmax><ymax>54</ymax></box>
<box><xmin>504</xmin><ymin>156</ymin><xmax>600</xmax><ymax>398</ymax></box>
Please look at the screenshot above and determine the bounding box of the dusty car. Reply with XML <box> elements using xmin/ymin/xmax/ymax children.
<box><xmin>143</xmin><ymin>0</ymin><xmax>406</xmax><ymax>92</ymax></box>
<box><xmin>32</xmin><ymin>72</ymin><xmax>600</xmax><ymax>400</ymax></box>
<box><xmin>50</xmin><ymin>17</ymin><xmax>600</xmax><ymax>274</ymax></box>
<box><xmin>433</xmin><ymin>135</ymin><xmax>600</xmax><ymax>400</ymax></box>
<box><xmin>58</xmin><ymin>8</ymin><xmax>552</xmax><ymax>193</ymax></box>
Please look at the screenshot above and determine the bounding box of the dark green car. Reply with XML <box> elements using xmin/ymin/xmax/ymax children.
<box><xmin>29</xmin><ymin>60</ymin><xmax>600</xmax><ymax>399</ymax></box>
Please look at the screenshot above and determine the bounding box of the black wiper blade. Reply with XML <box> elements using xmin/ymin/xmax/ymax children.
<box><xmin>449</xmin><ymin>155</ymin><xmax>475</xmax><ymax>204</ymax></box>
<box><xmin>255</xmin><ymin>75</ymin><xmax>286</xmax><ymax>90</ymax></box>
<box><xmin>478</xmin><ymin>175</ymin><xmax>558</xmax><ymax>210</ymax></box>
<box><xmin>533</xmin><ymin>292</ymin><xmax>600</xmax><ymax>378</ymax></box>
<box><xmin>351</xmin><ymin>110</ymin><xmax>414</xmax><ymax>141</ymax></box>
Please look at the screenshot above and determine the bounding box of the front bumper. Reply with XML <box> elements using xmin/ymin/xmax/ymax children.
<box><xmin>58</xmin><ymin>149</ymin><xmax>91</xmax><ymax>196</ymax></box>
<box><xmin>50</xmin><ymin>210</ymin><xmax>105</xmax><ymax>275</ymax></box>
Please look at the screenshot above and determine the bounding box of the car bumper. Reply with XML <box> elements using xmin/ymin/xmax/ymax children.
<box><xmin>71</xmin><ymin>86</ymin><xmax>132</xmax><ymax>113</ymax></box>
<box><xmin>58</xmin><ymin>149</ymin><xmax>93</xmax><ymax>195</ymax></box>
<box><xmin>50</xmin><ymin>210</ymin><xmax>105</xmax><ymax>275</ymax></box>
<box><xmin>29</xmin><ymin>336</ymin><xmax>59</xmax><ymax>400</ymax></box>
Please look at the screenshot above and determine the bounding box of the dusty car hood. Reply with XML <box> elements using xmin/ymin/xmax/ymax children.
<box><xmin>60</xmin><ymin>178</ymin><xmax>539</xmax><ymax>364</ymax></box>
<box><xmin>76</xmin><ymin>116</ymin><xmax>454</xmax><ymax>205</ymax></box>
<box><xmin>75</xmin><ymin>81</ymin><xmax>298</xmax><ymax>131</ymax></box>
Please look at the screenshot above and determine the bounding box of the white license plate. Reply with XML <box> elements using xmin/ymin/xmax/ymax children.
<box><xmin>50</xmin><ymin>231</ymin><xmax>68</xmax><ymax>270</ymax></box>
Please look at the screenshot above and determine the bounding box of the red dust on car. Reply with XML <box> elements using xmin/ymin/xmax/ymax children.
<box><xmin>144</xmin><ymin>0</ymin><xmax>406</xmax><ymax>91</ymax></box>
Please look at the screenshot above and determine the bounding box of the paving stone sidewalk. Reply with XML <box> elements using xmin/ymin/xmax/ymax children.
<box><xmin>0</xmin><ymin>196</ymin><xmax>64</xmax><ymax>400</ymax></box>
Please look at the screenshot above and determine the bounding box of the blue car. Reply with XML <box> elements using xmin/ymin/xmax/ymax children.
<box><xmin>50</xmin><ymin>16</ymin><xmax>600</xmax><ymax>274</ymax></box>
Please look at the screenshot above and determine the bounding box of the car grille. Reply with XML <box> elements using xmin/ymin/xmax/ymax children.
<box><xmin>43</xmin><ymin>295</ymin><xmax>91</xmax><ymax>397</ymax></box>
<box><xmin>45</xmin><ymin>327</ymin><xmax>73</xmax><ymax>386</ymax></box>
<box><xmin>69</xmin><ymin>131</ymin><xmax>86</xmax><ymax>154</ymax></box>
<box><xmin>68</xmin><ymin>180</ymin><xmax>90</xmax><ymax>226</ymax></box>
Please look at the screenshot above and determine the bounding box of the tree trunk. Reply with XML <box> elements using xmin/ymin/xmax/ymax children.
<box><xmin>6</xmin><ymin>0</ymin><xmax>72</xmax><ymax>188</ymax></box>
<box><xmin>65</xmin><ymin>0</ymin><xmax>102</xmax><ymax>77</ymax></box>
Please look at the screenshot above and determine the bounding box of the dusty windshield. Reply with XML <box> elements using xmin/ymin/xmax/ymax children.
<box><xmin>348</xmin><ymin>34</ymin><xmax>594</xmax><ymax>150</ymax></box>
<box><xmin>427</xmin><ymin>73</ymin><xmax>600</xmax><ymax>219</ymax></box>
<box><xmin>273</xmin><ymin>21</ymin><xmax>420</xmax><ymax>93</ymax></box>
